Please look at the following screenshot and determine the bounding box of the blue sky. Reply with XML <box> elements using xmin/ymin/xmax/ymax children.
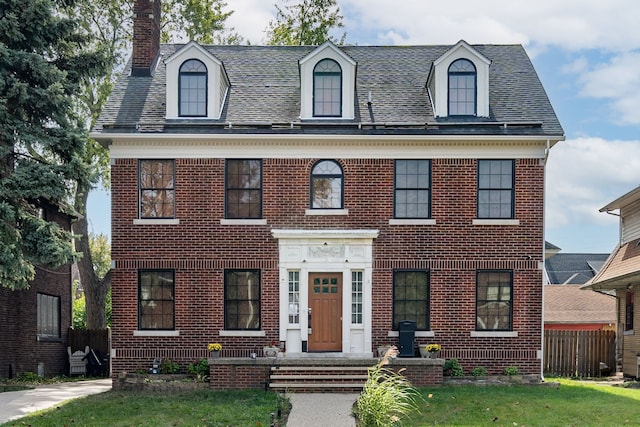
<box><xmin>88</xmin><ymin>0</ymin><xmax>640</xmax><ymax>254</ymax></box>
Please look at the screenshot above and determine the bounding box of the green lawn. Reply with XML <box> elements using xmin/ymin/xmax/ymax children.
<box><xmin>0</xmin><ymin>388</ymin><xmax>286</xmax><ymax>427</ymax></box>
<box><xmin>2</xmin><ymin>379</ymin><xmax>639</xmax><ymax>426</ymax></box>
<box><xmin>406</xmin><ymin>379</ymin><xmax>640</xmax><ymax>426</ymax></box>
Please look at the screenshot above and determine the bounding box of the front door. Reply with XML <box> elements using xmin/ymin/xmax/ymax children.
<box><xmin>308</xmin><ymin>273</ymin><xmax>342</xmax><ymax>352</ymax></box>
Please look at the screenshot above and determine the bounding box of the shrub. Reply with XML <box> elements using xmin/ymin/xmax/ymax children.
<box><xmin>161</xmin><ymin>358</ymin><xmax>180</xmax><ymax>374</ymax></box>
<box><xmin>504</xmin><ymin>366</ymin><xmax>519</xmax><ymax>376</ymax></box>
<box><xmin>187</xmin><ymin>358</ymin><xmax>209</xmax><ymax>382</ymax></box>
<box><xmin>356</xmin><ymin>346</ymin><xmax>420</xmax><ymax>426</ymax></box>
<box><xmin>444</xmin><ymin>358</ymin><xmax>464</xmax><ymax>377</ymax></box>
<box><xmin>471</xmin><ymin>367</ymin><xmax>488</xmax><ymax>377</ymax></box>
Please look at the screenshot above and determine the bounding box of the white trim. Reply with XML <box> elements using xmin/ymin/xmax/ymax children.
<box><xmin>219</xmin><ymin>330</ymin><xmax>266</xmax><ymax>337</ymax></box>
<box><xmin>104</xmin><ymin>138</ymin><xmax>555</xmax><ymax>160</ymax></box>
<box><xmin>220</xmin><ymin>219</ymin><xmax>268</xmax><ymax>225</ymax></box>
<box><xmin>133</xmin><ymin>218</ymin><xmax>180</xmax><ymax>225</ymax></box>
<box><xmin>134</xmin><ymin>330</ymin><xmax>180</xmax><ymax>337</ymax></box>
<box><xmin>387</xmin><ymin>330</ymin><xmax>435</xmax><ymax>338</ymax></box>
<box><xmin>470</xmin><ymin>331</ymin><xmax>518</xmax><ymax>337</ymax></box>
<box><xmin>472</xmin><ymin>219</ymin><xmax>520</xmax><ymax>226</ymax></box>
<box><xmin>272</xmin><ymin>229</ymin><xmax>379</xmax><ymax>240</ymax></box>
<box><xmin>623</xmin><ymin>330</ymin><xmax>634</xmax><ymax>336</ymax></box>
<box><xmin>389</xmin><ymin>219</ymin><xmax>437</xmax><ymax>226</ymax></box>
<box><xmin>305</xmin><ymin>209</ymin><xmax>349</xmax><ymax>216</ymax></box>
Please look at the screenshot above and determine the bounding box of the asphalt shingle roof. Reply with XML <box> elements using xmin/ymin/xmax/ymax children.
<box><xmin>94</xmin><ymin>43</ymin><xmax>564</xmax><ymax>137</ymax></box>
<box><xmin>545</xmin><ymin>253</ymin><xmax>610</xmax><ymax>285</ymax></box>
<box><xmin>545</xmin><ymin>285</ymin><xmax>616</xmax><ymax>324</ymax></box>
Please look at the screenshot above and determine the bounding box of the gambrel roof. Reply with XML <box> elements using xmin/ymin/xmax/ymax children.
<box><xmin>94</xmin><ymin>43</ymin><xmax>563</xmax><ymax>139</ymax></box>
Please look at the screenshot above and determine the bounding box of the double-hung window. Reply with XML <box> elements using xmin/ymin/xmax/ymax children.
<box><xmin>477</xmin><ymin>159</ymin><xmax>514</xmax><ymax>219</ymax></box>
<box><xmin>313</xmin><ymin>59</ymin><xmax>342</xmax><ymax>117</ymax></box>
<box><xmin>139</xmin><ymin>160</ymin><xmax>175</xmax><ymax>218</ymax></box>
<box><xmin>476</xmin><ymin>270</ymin><xmax>512</xmax><ymax>331</ymax></box>
<box><xmin>395</xmin><ymin>160</ymin><xmax>431</xmax><ymax>218</ymax></box>
<box><xmin>225</xmin><ymin>270</ymin><xmax>260</xmax><ymax>330</ymax></box>
<box><xmin>392</xmin><ymin>270</ymin><xmax>430</xmax><ymax>330</ymax></box>
<box><xmin>37</xmin><ymin>293</ymin><xmax>60</xmax><ymax>339</ymax></box>
<box><xmin>310</xmin><ymin>160</ymin><xmax>343</xmax><ymax>209</ymax></box>
<box><xmin>139</xmin><ymin>270</ymin><xmax>175</xmax><ymax>330</ymax></box>
<box><xmin>448</xmin><ymin>58</ymin><xmax>476</xmax><ymax>116</ymax></box>
<box><xmin>225</xmin><ymin>159</ymin><xmax>262</xmax><ymax>219</ymax></box>
<box><xmin>179</xmin><ymin>59</ymin><xmax>207</xmax><ymax>117</ymax></box>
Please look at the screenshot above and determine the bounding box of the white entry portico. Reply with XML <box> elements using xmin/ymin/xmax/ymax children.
<box><xmin>272</xmin><ymin>229</ymin><xmax>379</xmax><ymax>356</ymax></box>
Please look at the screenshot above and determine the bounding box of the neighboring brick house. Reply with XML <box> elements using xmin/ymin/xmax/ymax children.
<box><xmin>0</xmin><ymin>201</ymin><xmax>73</xmax><ymax>378</ymax></box>
<box><xmin>92</xmin><ymin>0</ymin><xmax>564</xmax><ymax>379</ymax></box>
<box><xmin>587</xmin><ymin>185</ymin><xmax>640</xmax><ymax>378</ymax></box>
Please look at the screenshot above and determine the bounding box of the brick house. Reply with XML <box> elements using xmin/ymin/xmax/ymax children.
<box><xmin>0</xmin><ymin>201</ymin><xmax>73</xmax><ymax>378</ymax></box>
<box><xmin>92</xmin><ymin>0</ymin><xmax>564</xmax><ymax>382</ymax></box>
<box><xmin>586</xmin><ymin>185</ymin><xmax>640</xmax><ymax>378</ymax></box>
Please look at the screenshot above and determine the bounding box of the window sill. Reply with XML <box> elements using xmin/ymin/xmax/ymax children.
<box><xmin>220</xmin><ymin>219</ymin><xmax>268</xmax><ymax>225</ymax></box>
<box><xmin>305</xmin><ymin>209</ymin><xmax>349</xmax><ymax>216</ymax></box>
<box><xmin>387</xmin><ymin>331</ymin><xmax>435</xmax><ymax>338</ymax></box>
<box><xmin>133</xmin><ymin>219</ymin><xmax>180</xmax><ymax>225</ymax></box>
<box><xmin>37</xmin><ymin>335</ymin><xmax>63</xmax><ymax>343</ymax></box>
<box><xmin>389</xmin><ymin>219</ymin><xmax>436</xmax><ymax>226</ymax></box>
<box><xmin>134</xmin><ymin>330</ymin><xmax>180</xmax><ymax>337</ymax></box>
<box><xmin>623</xmin><ymin>330</ymin><xmax>634</xmax><ymax>336</ymax></box>
<box><xmin>472</xmin><ymin>219</ymin><xmax>520</xmax><ymax>226</ymax></box>
<box><xmin>219</xmin><ymin>330</ymin><xmax>266</xmax><ymax>337</ymax></box>
<box><xmin>470</xmin><ymin>331</ymin><xmax>518</xmax><ymax>338</ymax></box>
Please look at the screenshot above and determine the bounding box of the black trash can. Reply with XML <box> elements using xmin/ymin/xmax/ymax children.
<box><xmin>397</xmin><ymin>320</ymin><xmax>416</xmax><ymax>357</ymax></box>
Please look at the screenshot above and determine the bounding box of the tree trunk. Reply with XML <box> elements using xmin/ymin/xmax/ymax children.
<box><xmin>73</xmin><ymin>183</ymin><xmax>110</xmax><ymax>329</ymax></box>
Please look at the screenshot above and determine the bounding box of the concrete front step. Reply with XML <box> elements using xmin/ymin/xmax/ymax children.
<box><xmin>269</xmin><ymin>365</ymin><xmax>370</xmax><ymax>392</ymax></box>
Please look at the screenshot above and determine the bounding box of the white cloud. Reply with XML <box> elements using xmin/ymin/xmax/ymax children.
<box><xmin>576</xmin><ymin>52</ymin><xmax>640</xmax><ymax>125</ymax></box>
<box><xmin>546</xmin><ymin>137</ymin><xmax>640</xmax><ymax>230</ymax></box>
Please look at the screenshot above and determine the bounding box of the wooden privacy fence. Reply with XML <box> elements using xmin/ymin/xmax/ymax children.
<box><xmin>68</xmin><ymin>328</ymin><xmax>110</xmax><ymax>355</ymax></box>
<box><xmin>544</xmin><ymin>330</ymin><xmax>615</xmax><ymax>377</ymax></box>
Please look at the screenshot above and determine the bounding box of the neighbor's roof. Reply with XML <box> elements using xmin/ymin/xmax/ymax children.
<box><xmin>586</xmin><ymin>237</ymin><xmax>640</xmax><ymax>290</ymax></box>
<box><xmin>94</xmin><ymin>43</ymin><xmax>564</xmax><ymax>137</ymax></box>
<box><xmin>545</xmin><ymin>285</ymin><xmax>616</xmax><ymax>324</ymax></box>
<box><xmin>545</xmin><ymin>253</ymin><xmax>609</xmax><ymax>285</ymax></box>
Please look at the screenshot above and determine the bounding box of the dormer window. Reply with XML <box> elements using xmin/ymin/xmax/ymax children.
<box><xmin>428</xmin><ymin>40</ymin><xmax>490</xmax><ymax>118</ymax></box>
<box><xmin>299</xmin><ymin>41</ymin><xmax>356</xmax><ymax>120</ymax></box>
<box><xmin>179</xmin><ymin>59</ymin><xmax>207</xmax><ymax>117</ymax></box>
<box><xmin>448</xmin><ymin>59</ymin><xmax>476</xmax><ymax>116</ymax></box>
<box><xmin>165</xmin><ymin>41</ymin><xmax>229</xmax><ymax>119</ymax></box>
<box><xmin>313</xmin><ymin>59</ymin><xmax>342</xmax><ymax>117</ymax></box>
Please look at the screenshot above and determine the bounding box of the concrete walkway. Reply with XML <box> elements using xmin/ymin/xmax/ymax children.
<box><xmin>0</xmin><ymin>378</ymin><xmax>112</xmax><ymax>424</ymax></box>
<box><xmin>286</xmin><ymin>393</ymin><xmax>358</xmax><ymax>427</ymax></box>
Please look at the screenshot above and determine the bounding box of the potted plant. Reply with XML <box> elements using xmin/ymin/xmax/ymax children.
<box><xmin>263</xmin><ymin>340</ymin><xmax>280</xmax><ymax>357</ymax></box>
<box><xmin>420</xmin><ymin>343</ymin><xmax>441</xmax><ymax>358</ymax></box>
<box><xmin>208</xmin><ymin>342</ymin><xmax>222</xmax><ymax>358</ymax></box>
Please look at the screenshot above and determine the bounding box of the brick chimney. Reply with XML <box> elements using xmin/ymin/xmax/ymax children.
<box><xmin>132</xmin><ymin>0</ymin><xmax>161</xmax><ymax>76</ymax></box>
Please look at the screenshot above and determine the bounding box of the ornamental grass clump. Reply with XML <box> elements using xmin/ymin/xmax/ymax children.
<box><xmin>356</xmin><ymin>346</ymin><xmax>420</xmax><ymax>426</ymax></box>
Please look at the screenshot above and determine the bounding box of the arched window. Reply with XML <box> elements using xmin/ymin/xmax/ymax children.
<box><xmin>179</xmin><ymin>59</ymin><xmax>207</xmax><ymax>117</ymax></box>
<box><xmin>310</xmin><ymin>160</ymin><xmax>343</xmax><ymax>208</ymax></box>
<box><xmin>313</xmin><ymin>59</ymin><xmax>342</xmax><ymax>117</ymax></box>
<box><xmin>448</xmin><ymin>58</ymin><xmax>476</xmax><ymax>116</ymax></box>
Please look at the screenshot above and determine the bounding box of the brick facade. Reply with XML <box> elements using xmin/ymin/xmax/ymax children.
<box><xmin>110</xmin><ymin>156</ymin><xmax>544</xmax><ymax>377</ymax></box>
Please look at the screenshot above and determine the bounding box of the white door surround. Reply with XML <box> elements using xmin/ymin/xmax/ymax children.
<box><xmin>272</xmin><ymin>229</ymin><xmax>378</xmax><ymax>356</ymax></box>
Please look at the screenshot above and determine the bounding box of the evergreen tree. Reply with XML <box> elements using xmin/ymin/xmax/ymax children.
<box><xmin>266</xmin><ymin>0</ymin><xmax>346</xmax><ymax>46</ymax></box>
<box><xmin>0</xmin><ymin>0</ymin><xmax>106</xmax><ymax>289</ymax></box>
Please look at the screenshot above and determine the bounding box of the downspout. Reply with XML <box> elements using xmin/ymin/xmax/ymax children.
<box><xmin>540</xmin><ymin>139</ymin><xmax>551</xmax><ymax>382</ymax></box>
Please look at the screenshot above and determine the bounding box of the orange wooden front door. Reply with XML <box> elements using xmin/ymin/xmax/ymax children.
<box><xmin>308</xmin><ymin>273</ymin><xmax>342</xmax><ymax>352</ymax></box>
